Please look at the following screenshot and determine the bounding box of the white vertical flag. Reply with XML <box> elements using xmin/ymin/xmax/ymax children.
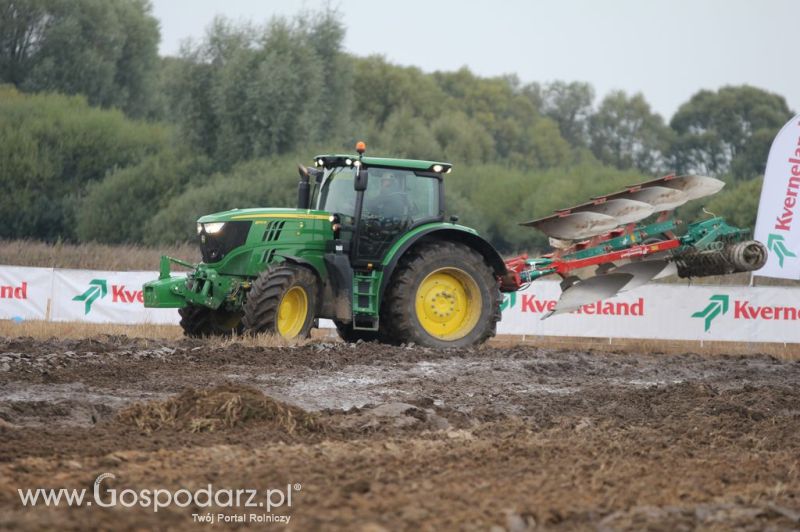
<box><xmin>754</xmin><ymin>114</ymin><xmax>800</xmax><ymax>279</ymax></box>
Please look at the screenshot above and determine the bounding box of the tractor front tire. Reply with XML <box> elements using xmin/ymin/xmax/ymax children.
<box><xmin>383</xmin><ymin>241</ymin><xmax>500</xmax><ymax>348</ymax></box>
<box><xmin>243</xmin><ymin>264</ymin><xmax>318</xmax><ymax>339</ymax></box>
<box><xmin>179</xmin><ymin>304</ymin><xmax>243</xmax><ymax>338</ymax></box>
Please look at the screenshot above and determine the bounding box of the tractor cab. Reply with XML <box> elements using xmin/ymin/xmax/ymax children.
<box><xmin>308</xmin><ymin>148</ymin><xmax>450</xmax><ymax>267</ymax></box>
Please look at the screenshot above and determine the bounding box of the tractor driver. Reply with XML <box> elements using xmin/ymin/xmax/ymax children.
<box><xmin>372</xmin><ymin>173</ymin><xmax>410</xmax><ymax>220</ymax></box>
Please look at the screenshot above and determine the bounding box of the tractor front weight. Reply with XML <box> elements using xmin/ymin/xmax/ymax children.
<box><xmin>144</xmin><ymin>256</ymin><xmax>245</xmax><ymax>311</ymax></box>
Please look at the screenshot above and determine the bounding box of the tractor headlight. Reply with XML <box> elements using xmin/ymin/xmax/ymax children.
<box><xmin>432</xmin><ymin>164</ymin><xmax>444</xmax><ymax>173</ymax></box>
<box><xmin>196</xmin><ymin>223</ymin><xmax>203</xmax><ymax>235</ymax></box>
<box><xmin>203</xmin><ymin>222</ymin><xmax>225</xmax><ymax>234</ymax></box>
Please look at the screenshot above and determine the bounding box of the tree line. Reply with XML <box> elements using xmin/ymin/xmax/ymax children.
<box><xmin>0</xmin><ymin>1</ymin><xmax>794</xmax><ymax>254</ymax></box>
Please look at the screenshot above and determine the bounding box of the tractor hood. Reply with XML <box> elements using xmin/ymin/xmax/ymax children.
<box><xmin>197</xmin><ymin>208</ymin><xmax>331</xmax><ymax>224</ymax></box>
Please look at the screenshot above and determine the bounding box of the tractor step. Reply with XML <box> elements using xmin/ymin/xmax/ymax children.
<box><xmin>352</xmin><ymin>271</ymin><xmax>380</xmax><ymax>331</ymax></box>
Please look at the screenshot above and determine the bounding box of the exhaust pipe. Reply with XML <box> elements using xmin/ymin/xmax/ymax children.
<box><xmin>297</xmin><ymin>165</ymin><xmax>311</xmax><ymax>209</ymax></box>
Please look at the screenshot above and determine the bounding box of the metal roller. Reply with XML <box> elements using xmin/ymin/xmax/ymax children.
<box><xmin>727</xmin><ymin>240</ymin><xmax>768</xmax><ymax>272</ymax></box>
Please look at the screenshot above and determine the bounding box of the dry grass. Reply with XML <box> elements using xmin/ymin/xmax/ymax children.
<box><xmin>116</xmin><ymin>384</ymin><xmax>323</xmax><ymax>434</ymax></box>
<box><xmin>0</xmin><ymin>239</ymin><xmax>198</xmax><ymax>271</ymax></box>
<box><xmin>0</xmin><ymin>320</ymin><xmax>185</xmax><ymax>340</ymax></box>
<box><xmin>209</xmin><ymin>332</ymin><xmax>316</xmax><ymax>348</ymax></box>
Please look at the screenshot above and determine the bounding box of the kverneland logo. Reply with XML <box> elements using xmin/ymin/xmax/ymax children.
<box><xmin>514</xmin><ymin>294</ymin><xmax>644</xmax><ymax>316</ymax></box>
<box><xmin>0</xmin><ymin>282</ymin><xmax>27</xmax><ymax>300</ymax></box>
<box><xmin>769</xmin><ymin>133</ymin><xmax>800</xmax><ymax>268</ymax></box>
<box><xmin>73</xmin><ymin>280</ymin><xmax>144</xmax><ymax>314</ymax></box>
<box><xmin>693</xmin><ymin>294</ymin><xmax>800</xmax><ymax>331</ymax></box>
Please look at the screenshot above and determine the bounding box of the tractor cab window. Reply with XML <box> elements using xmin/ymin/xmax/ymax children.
<box><xmin>362</xmin><ymin>169</ymin><xmax>439</xmax><ymax>223</ymax></box>
<box><xmin>357</xmin><ymin>169</ymin><xmax>441</xmax><ymax>262</ymax></box>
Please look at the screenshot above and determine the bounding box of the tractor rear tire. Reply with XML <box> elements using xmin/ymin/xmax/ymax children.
<box><xmin>333</xmin><ymin>320</ymin><xmax>382</xmax><ymax>343</ymax></box>
<box><xmin>382</xmin><ymin>241</ymin><xmax>500</xmax><ymax>348</ymax></box>
<box><xmin>243</xmin><ymin>264</ymin><xmax>318</xmax><ymax>339</ymax></box>
<box><xmin>179</xmin><ymin>304</ymin><xmax>243</xmax><ymax>338</ymax></box>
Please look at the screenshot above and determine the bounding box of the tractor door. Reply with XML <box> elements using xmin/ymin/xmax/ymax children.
<box><xmin>353</xmin><ymin>168</ymin><xmax>443</xmax><ymax>265</ymax></box>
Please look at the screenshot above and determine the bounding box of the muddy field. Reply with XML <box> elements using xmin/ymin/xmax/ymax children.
<box><xmin>0</xmin><ymin>336</ymin><xmax>798</xmax><ymax>530</ymax></box>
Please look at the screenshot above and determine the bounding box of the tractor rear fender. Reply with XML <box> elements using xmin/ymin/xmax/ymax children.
<box><xmin>379</xmin><ymin>226</ymin><xmax>507</xmax><ymax>299</ymax></box>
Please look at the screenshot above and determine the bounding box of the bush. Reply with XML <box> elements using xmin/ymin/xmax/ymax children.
<box><xmin>145</xmin><ymin>157</ymin><xmax>303</xmax><ymax>244</ymax></box>
<box><xmin>0</xmin><ymin>86</ymin><xmax>169</xmax><ymax>240</ymax></box>
<box><xmin>76</xmin><ymin>152</ymin><xmax>213</xmax><ymax>243</ymax></box>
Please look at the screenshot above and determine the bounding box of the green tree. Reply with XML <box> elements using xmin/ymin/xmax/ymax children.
<box><xmin>529</xmin><ymin>80</ymin><xmax>595</xmax><ymax>148</ymax></box>
<box><xmin>589</xmin><ymin>90</ymin><xmax>671</xmax><ymax>174</ymax></box>
<box><xmin>166</xmin><ymin>11</ymin><xmax>352</xmax><ymax>168</ymax></box>
<box><xmin>0</xmin><ymin>0</ymin><xmax>160</xmax><ymax>117</ymax></box>
<box><xmin>373</xmin><ymin>108</ymin><xmax>442</xmax><ymax>160</ymax></box>
<box><xmin>0</xmin><ymin>0</ymin><xmax>49</xmax><ymax>86</ymax></box>
<box><xmin>669</xmin><ymin>85</ymin><xmax>792</xmax><ymax>179</ymax></box>
<box><xmin>431</xmin><ymin>111</ymin><xmax>494</xmax><ymax>164</ymax></box>
<box><xmin>352</xmin><ymin>56</ymin><xmax>449</xmax><ymax>128</ymax></box>
<box><xmin>301</xmin><ymin>10</ymin><xmax>353</xmax><ymax>141</ymax></box>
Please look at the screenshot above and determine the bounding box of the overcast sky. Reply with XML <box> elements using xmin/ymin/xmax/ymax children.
<box><xmin>151</xmin><ymin>0</ymin><xmax>798</xmax><ymax>120</ymax></box>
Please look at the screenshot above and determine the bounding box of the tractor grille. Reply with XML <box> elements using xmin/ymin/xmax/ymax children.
<box><xmin>199</xmin><ymin>221</ymin><xmax>252</xmax><ymax>263</ymax></box>
<box><xmin>262</xmin><ymin>220</ymin><xmax>286</xmax><ymax>241</ymax></box>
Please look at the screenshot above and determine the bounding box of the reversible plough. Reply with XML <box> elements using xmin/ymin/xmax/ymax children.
<box><xmin>500</xmin><ymin>174</ymin><xmax>767</xmax><ymax>317</ymax></box>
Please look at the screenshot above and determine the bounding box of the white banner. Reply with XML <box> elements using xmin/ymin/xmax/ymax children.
<box><xmin>2</xmin><ymin>265</ymin><xmax>799</xmax><ymax>343</ymax></box>
<box><xmin>497</xmin><ymin>280</ymin><xmax>800</xmax><ymax>343</ymax></box>
<box><xmin>0</xmin><ymin>266</ymin><xmax>53</xmax><ymax>321</ymax></box>
<box><xmin>754</xmin><ymin>114</ymin><xmax>800</xmax><ymax>279</ymax></box>
<box><xmin>50</xmin><ymin>269</ymin><xmax>180</xmax><ymax>325</ymax></box>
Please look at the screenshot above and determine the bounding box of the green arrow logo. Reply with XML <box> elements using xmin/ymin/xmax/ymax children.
<box><xmin>691</xmin><ymin>294</ymin><xmax>729</xmax><ymax>332</ymax></box>
<box><xmin>767</xmin><ymin>233</ymin><xmax>796</xmax><ymax>268</ymax></box>
<box><xmin>500</xmin><ymin>292</ymin><xmax>517</xmax><ymax>312</ymax></box>
<box><xmin>72</xmin><ymin>279</ymin><xmax>108</xmax><ymax>315</ymax></box>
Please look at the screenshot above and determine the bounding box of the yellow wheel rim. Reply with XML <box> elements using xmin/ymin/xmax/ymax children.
<box><xmin>415</xmin><ymin>268</ymin><xmax>482</xmax><ymax>341</ymax></box>
<box><xmin>277</xmin><ymin>286</ymin><xmax>308</xmax><ymax>338</ymax></box>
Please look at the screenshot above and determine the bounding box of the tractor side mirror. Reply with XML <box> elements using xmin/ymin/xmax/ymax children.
<box><xmin>354</xmin><ymin>167</ymin><xmax>368</xmax><ymax>192</ymax></box>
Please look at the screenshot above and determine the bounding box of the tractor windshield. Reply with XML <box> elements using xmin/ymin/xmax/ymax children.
<box><xmin>316</xmin><ymin>166</ymin><xmax>357</xmax><ymax>219</ymax></box>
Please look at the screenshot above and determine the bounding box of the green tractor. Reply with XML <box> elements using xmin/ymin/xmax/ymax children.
<box><xmin>144</xmin><ymin>143</ymin><xmax>507</xmax><ymax>348</ymax></box>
